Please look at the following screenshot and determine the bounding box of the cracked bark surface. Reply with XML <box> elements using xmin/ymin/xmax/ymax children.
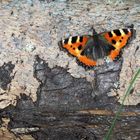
<box><xmin>0</xmin><ymin>0</ymin><xmax>140</xmax><ymax>139</ymax></box>
<box><xmin>0</xmin><ymin>62</ymin><xmax>15</xmax><ymax>90</ymax></box>
<box><xmin>1</xmin><ymin>56</ymin><xmax>140</xmax><ymax>140</ymax></box>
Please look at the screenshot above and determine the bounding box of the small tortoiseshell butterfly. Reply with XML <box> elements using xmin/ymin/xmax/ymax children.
<box><xmin>58</xmin><ymin>25</ymin><xmax>135</xmax><ymax>68</ymax></box>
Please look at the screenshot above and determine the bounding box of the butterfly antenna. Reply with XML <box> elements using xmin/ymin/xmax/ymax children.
<box><xmin>126</xmin><ymin>24</ymin><xmax>134</xmax><ymax>29</ymax></box>
<box><xmin>92</xmin><ymin>26</ymin><xmax>98</xmax><ymax>35</ymax></box>
<box><xmin>88</xmin><ymin>26</ymin><xmax>99</xmax><ymax>36</ymax></box>
<box><xmin>129</xmin><ymin>24</ymin><xmax>134</xmax><ymax>29</ymax></box>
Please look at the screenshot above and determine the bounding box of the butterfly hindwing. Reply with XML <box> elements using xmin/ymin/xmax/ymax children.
<box><xmin>82</xmin><ymin>34</ymin><xmax>115</xmax><ymax>61</ymax></box>
<box><xmin>58</xmin><ymin>26</ymin><xmax>135</xmax><ymax>67</ymax></box>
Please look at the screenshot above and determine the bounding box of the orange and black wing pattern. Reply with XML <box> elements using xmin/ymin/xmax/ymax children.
<box><xmin>103</xmin><ymin>27</ymin><xmax>135</xmax><ymax>60</ymax></box>
<box><xmin>58</xmin><ymin>35</ymin><xmax>97</xmax><ymax>66</ymax></box>
<box><xmin>58</xmin><ymin>26</ymin><xmax>135</xmax><ymax>67</ymax></box>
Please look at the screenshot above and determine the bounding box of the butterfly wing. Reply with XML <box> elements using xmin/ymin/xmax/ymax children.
<box><xmin>102</xmin><ymin>27</ymin><xmax>135</xmax><ymax>60</ymax></box>
<box><xmin>58</xmin><ymin>35</ymin><xmax>97</xmax><ymax>67</ymax></box>
<box><xmin>58</xmin><ymin>27</ymin><xmax>135</xmax><ymax>67</ymax></box>
<box><xmin>82</xmin><ymin>27</ymin><xmax>135</xmax><ymax>62</ymax></box>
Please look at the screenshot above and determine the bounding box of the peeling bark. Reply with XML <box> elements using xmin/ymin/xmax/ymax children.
<box><xmin>0</xmin><ymin>0</ymin><xmax>140</xmax><ymax>139</ymax></box>
<box><xmin>0</xmin><ymin>62</ymin><xmax>15</xmax><ymax>90</ymax></box>
<box><xmin>0</xmin><ymin>56</ymin><xmax>139</xmax><ymax>140</ymax></box>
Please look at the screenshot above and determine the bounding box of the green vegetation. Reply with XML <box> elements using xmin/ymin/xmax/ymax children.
<box><xmin>104</xmin><ymin>68</ymin><xmax>140</xmax><ymax>140</ymax></box>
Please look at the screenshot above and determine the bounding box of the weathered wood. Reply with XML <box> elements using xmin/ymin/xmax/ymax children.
<box><xmin>0</xmin><ymin>56</ymin><xmax>139</xmax><ymax>140</ymax></box>
<box><xmin>0</xmin><ymin>0</ymin><xmax>140</xmax><ymax>140</ymax></box>
<box><xmin>1</xmin><ymin>99</ymin><xmax>140</xmax><ymax>140</ymax></box>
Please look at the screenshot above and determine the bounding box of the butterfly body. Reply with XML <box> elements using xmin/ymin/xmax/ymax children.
<box><xmin>58</xmin><ymin>26</ymin><xmax>135</xmax><ymax>68</ymax></box>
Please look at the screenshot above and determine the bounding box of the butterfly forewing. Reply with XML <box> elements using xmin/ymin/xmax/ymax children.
<box><xmin>103</xmin><ymin>28</ymin><xmax>134</xmax><ymax>49</ymax></box>
<box><xmin>59</xmin><ymin>36</ymin><xmax>89</xmax><ymax>57</ymax></box>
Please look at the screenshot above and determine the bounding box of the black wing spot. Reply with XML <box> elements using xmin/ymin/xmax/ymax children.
<box><xmin>78</xmin><ymin>45</ymin><xmax>82</xmax><ymax>50</ymax></box>
<box><xmin>79</xmin><ymin>36</ymin><xmax>83</xmax><ymax>42</ymax></box>
<box><xmin>121</xmin><ymin>37</ymin><xmax>124</xmax><ymax>39</ymax></box>
<box><xmin>81</xmin><ymin>51</ymin><xmax>84</xmax><ymax>56</ymax></box>
<box><xmin>64</xmin><ymin>38</ymin><xmax>69</xmax><ymax>44</ymax></box>
<box><xmin>123</xmin><ymin>29</ymin><xmax>129</xmax><ymax>35</ymax></box>
<box><xmin>70</xmin><ymin>45</ymin><xmax>72</xmax><ymax>47</ymax></box>
<box><xmin>71</xmin><ymin>36</ymin><xmax>77</xmax><ymax>44</ymax></box>
<box><xmin>109</xmin><ymin>45</ymin><xmax>116</xmax><ymax>50</ymax></box>
<box><xmin>112</xmin><ymin>39</ymin><xmax>116</xmax><ymax>44</ymax></box>
<box><xmin>108</xmin><ymin>32</ymin><xmax>113</xmax><ymax>37</ymax></box>
<box><xmin>113</xmin><ymin>29</ymin><xmax>121</xmax><ymax>36</ymax></box>
<box><xmin>119</xmin><ymin>40</ymin><xmax>122</xmax><ymax>42</ymax></box>
<box><xmin>73</xmin><ymin>48</ymin><xmax>75</xmax><ymax>50</ymax></box>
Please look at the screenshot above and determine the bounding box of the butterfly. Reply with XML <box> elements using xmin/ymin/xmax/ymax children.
<box><xmin>58</xmin><ymin>25</ymin><xmax>135</xmax><ymax>68</ymax></box>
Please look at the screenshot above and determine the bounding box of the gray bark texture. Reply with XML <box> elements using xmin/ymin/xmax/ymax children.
<box><xmin>0</xmin><ymin>0</ymin><xmax>140</xmax><ymax>140</ymax></box>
